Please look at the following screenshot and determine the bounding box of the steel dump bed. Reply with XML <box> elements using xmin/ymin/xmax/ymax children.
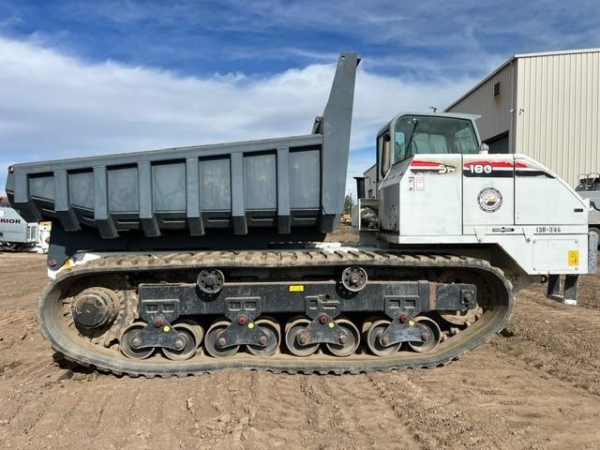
<box><xmin>6</xmin><ymin>53</ymin><xmax>358</xmax><ymax>246</ymax></box>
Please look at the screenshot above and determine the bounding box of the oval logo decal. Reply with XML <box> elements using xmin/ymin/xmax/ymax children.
<box><xmin>478</xmin><ymin>187</ymin><xmax>503</xmax><ymax>213</ymax></box>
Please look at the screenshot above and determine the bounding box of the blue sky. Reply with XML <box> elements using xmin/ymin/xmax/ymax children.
<box><xmin>1</xmin><ymin>0</ymin><xmax>599</xmax><ymax>195</ymax></box>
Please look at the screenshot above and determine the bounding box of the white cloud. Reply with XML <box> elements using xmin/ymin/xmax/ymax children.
<box><xmin>0</xmin><ymin>36</ymin><xmax>479</xmax><ymax>197</ymax></box>
<box><xmin>54</xmin><ymin>0</ymin><xmax>600</xmax><ymax>68</ymax></box>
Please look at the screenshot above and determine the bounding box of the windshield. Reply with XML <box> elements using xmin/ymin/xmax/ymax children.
<box><xmin>393</xmin><ymin>115</ymin><xmax>479</xmax><ymax>164</ymax></box>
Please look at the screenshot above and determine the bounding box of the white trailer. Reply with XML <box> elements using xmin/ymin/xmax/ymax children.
<box><xmin>0</xmin><ymin>197</ymin><xmax>41</xmax><ymax>251</ymax></box>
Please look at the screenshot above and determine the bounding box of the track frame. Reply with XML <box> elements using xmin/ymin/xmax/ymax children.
<box><xmin>38</xmin><ymin>249</ymin><xmax>514</xmax><ymax>377</ymax></box>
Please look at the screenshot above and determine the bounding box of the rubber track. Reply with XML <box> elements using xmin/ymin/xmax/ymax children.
<box><xmin>38</xmin><ymin>250</ymin><xmax>514</xmax><ymax>377</ymax></box>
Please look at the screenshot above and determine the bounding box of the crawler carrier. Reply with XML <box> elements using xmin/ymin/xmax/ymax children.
<box><xmin>6</xmin><ymin>53</ymin><xmax>596</xmax><ymax>376</ymax></box>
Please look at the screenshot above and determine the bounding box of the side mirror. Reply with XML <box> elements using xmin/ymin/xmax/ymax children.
<box><xmin>380</xmin><ymin>133</ymin><xmax>391</xmax><ymax>178</ymax></box>
<box><xmin>479</xmin><ymin>143</ymin><xmax>490</xmax><ymax>154</ymax></box>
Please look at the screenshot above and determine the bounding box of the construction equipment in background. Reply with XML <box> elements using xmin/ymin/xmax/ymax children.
<box><xmin>352</xmin><ymin>176</ymin><xmax>379</xmax><ymax>231</ymax></box>
<box><xmin>0</xmin><ymin>196</ymin><xmax>45</xmax><ymax>252</ymax></box>
<box><xmin>575</xmin><ymin>173</ymin><xmax>600</xmax><ymax>246</ymax></box>
<box><xmin>5</xmin><ymin>52</ymin><xmax>596</xmax><ymax>377</ymax></box>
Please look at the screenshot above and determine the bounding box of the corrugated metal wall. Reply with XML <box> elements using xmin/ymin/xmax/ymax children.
<box><xmin>515</xmin><ymin>51</ymin><xmax>600</xmax><ymax>186</ymax></box>
<box><xmin>446</xmin><ymin>64</ymin><xmax>513</xmax><ymax>142</ymax></box>
<box><xmin>363</xmin><ymin>165</ymin><xmax>377</xmax><ymax>199</ymax></box>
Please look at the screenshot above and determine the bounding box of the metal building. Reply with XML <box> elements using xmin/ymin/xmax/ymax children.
<box><xmin>445</xmin><ymin>48</ymin><xmax>600</xmax><ymax>187</ymax></box>
<box><xmin>362</xmin><ymin>164</ymin><xmax>378</xmax><ymax>199</ymax></box>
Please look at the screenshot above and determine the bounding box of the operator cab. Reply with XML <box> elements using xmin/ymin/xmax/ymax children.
<box><xmin>377</xmin><ymin>113</ymin><xmax>483</xmax><ymax>180</ymax></box>
<box><xmin>376</xmin><ymin>113</ymin><xmax>491</xmax><ymax>238</ymax></box>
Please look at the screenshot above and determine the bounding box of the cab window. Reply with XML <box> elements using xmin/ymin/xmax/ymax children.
<box><xmin>394</xmin><ymin>131</ymin><xmax>406</xmax><ymax>162</ymax></box>
<box><xmin>392</xmin><ymin>115</ymin><xmax>479</xmax><ymax>164</ymax></box>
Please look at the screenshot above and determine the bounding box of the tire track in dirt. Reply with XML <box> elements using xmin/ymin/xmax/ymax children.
<box><xmin>53</xmin><ymin>392</ymin><xmax>112</xmax><ymax>447</ymax></box>
<box><xmin>94</xmin><ymin>381</ymin><xmax>142</xmax><ymax>449</ymax></box>
<box><xmin>0</xmin><ymin>309</ymin><xmax>35</xmax><ymax>327</ymax></box>
<box><xmin>0</xmin><ymin>368</ymin><xmax>257</xmax><ymax>450</ymax></box>
<box><xmin>177</xmin><ymin>370</ymin><xmax>257</xmax><ymax>449</ymax></box>
<box><xmin>0</xmin><ymin>310</ymin><xmax>38</xmax><ymax>361</ymax></box>
<box><xmin>322</xmin><ymin>375</ymin><xmax>421</xmax><ymax>449</ymax></box>
<box><xmin>0</xmin><ymin>381</ymin><xmax>117</xmax><ymax>450</ymax></box>
<box><xmin>0</xmin><ymin>254</ymin><xmax>47</xmax><ymax>310</ymax></box>
<box><xmin>492</xmin><ymin>290</ymin><xmax>600</xmax><ymax>395</ymax></box>
<box><xmin>0</xmin><ymin>308</ymin><xmax>56</xmax><ymax>383</ymax></box>
<box><xmin>243</xmin><ymin>371</ymin><xmax>420</xmax><ymax>450</ymax></box>
<box><xmin>1</xmin><ymin>357</ymin><xmax>57</xmax><ymax>383</ymax></box>
<box><xmin>244</xmin><ymin>373</ymin><xmax>314</xmax><ymax>449</ymax></box>
<box><xmin>0</xmin><ymin>388</ymin><xmax>54</xmax><ymax>448</ymax></box>
<box><xmin>370</xmin><ymin>347</ymin><xmax>600</xmax><ymax>450</ymax></box>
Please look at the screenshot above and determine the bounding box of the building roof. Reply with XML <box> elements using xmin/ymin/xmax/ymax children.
<box><xmin>363</xmin><ymin>163</ymin><xmax>376</xmax><ymax>177</ymax></box>
<box><xmin>445</xmin><ymin>48</ymin><xmax>600</xmax><ymax>111</ymax></box>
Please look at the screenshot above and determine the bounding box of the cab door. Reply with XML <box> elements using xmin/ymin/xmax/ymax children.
<box><xmin>399</xmin><ymin>154</ymin><xmax>463</xmax><ymax>236</ymax></box>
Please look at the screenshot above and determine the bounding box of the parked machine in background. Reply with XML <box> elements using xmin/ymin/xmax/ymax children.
<box><xmin>0</xmin><ymin>196</ymin><xmax>40</xmax><ymax>251</ymax></box>
<box><xmin>575</xmin><ymin>173</ymin><xmax>600</xmax><ymax>245</ymax></box>
<box><xmin>5</xmin><ymin>53</ymin><xmax>596</xmax><ymax>377</ymax></box>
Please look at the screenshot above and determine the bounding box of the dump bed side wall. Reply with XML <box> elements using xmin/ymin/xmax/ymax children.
<box><xmin>6</xmin><ymin>52</ymin><xmax>359</xmax><ymax>241</ymax></box>
<box><xmin>7</xmin><ymin>135</ymin><xmax>325</xmax><ymax>239</ymax></box>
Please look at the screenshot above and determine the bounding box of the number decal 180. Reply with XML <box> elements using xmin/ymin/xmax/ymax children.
<box><xmin>468</xmin><ymin>164</ymin><xmax>493</xmax><ymax>174</ymax></box>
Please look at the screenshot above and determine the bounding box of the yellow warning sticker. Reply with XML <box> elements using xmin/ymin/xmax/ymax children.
<box><xmin>289</xmin><ymin>285</ymin><xmax>304</xmax><ymax>293</ymax></box>
<box><xmin>568</xmin><ymin>250</ymin><xmax>579</xmax><ymax>267</ymax></box>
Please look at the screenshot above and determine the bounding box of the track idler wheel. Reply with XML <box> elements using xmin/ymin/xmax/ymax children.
<box><xmin>162</xmin><ymin>322</ymin><xmax>202</xmax><ymax>361</ymax></box>
<box><xmin>408</xmin><ymin>317</ymin><xmax>441</xmax><ymax>353</ymax></box>
<box><xmin>71</xmin><ymin>287</ymin><xmax>120</xmax><ymax>331</ymax></box>
<box><xmin>325</xmin><ymin>318</ymin><xmax>360</xmax><ymax>357</ymax></box>
<box><xmin>204</xmin><ymin>320</ymin><xmax>239</xmax><ymax>358</ymax></box>
<box><xmin>120</xmin><ymin>323</ymin><xmax>154</xmax><ymax>360</ymax></box>
<box><xmin>247</xmin><ymin>318</ymin><xmax>281</xmax><ymax>357</ymax></box>
<box><xmin>285</xmin><ymin>317</ymin><xmax>319</xmax><ymax>357</ymax></box>
<box><xmin>365</xmin><ymin>318</ymin><xmax>401</xmax><ymax>356</ymax></box>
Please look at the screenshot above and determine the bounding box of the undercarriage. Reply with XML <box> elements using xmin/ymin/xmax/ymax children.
<box><xmin>41</xmin><ymin>249</ymin><xmax>513</xmax><ymax>376</ymax></box>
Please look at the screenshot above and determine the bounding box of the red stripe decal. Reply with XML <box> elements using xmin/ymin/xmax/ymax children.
<box><xmin>410</xmin><ymin>160</ymin><xmax>444</xmax><ymax>167</ymax></box>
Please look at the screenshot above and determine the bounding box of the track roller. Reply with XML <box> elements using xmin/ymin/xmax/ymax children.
<box><xmin>325</xmin><ymin>318</ymin><xmax>360</xmax><ymax>357</ymax></box>
<box><xmin>120</xmin><ymin>323</ymin><xmax>154</xmax><ymax>360</ymax></box>
<box><xmin>408</xmin><ymin>317</ymin><xmax>441</xmax><ymax>353</ymax></box>
<box><xmin>175</xmin><ymin>319</ymin><xmax>205</xmax><ymax>347</ymax></box>
<box><xmin>285</xmin><ymin>317</ymin><xmax>319</xmax><ymax>357</ymax></box>
<box><xmin>247</xmin><ymin>318</ymin><xmax>281</xmax><ymax>357</ymax></box>
<box><xmin>204</xmin><ymin>320</ymin><xmax>239</xmax><ymax>357</ymax></box>
<box><xmin>365</xmin><ymin>318</ymin><xmax>401</xmax><ymax>356</ymax></box>
<box><xmin>162</xmin><ymin>322</ymin><xmax>202</xmax><ymax>361</ymax></box>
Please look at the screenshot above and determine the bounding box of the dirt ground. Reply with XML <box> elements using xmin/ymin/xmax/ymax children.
<box><xmin>1</xmin><ymin>250</ymin><xmax>599</xmax><ymax>450</ymax></box>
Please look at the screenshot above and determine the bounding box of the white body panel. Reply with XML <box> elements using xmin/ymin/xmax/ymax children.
<box><xmin>514</xmin><ymin>156</ymin><xmax>588</xmax><ymax>226</ymax></box>
<box><xmin>379</xmin><ymin>152</ymin><xmax>592</xmax><ymax>276</ymax></box>
<box><xmin>380</xmin><ymin>156</ymin><xmax>463</xmax><ymax>236</ymax></box>
<box><xmin>462</xmin><ymin>154</ymin><xmax>515</xmax><ymax>228</ymax></box>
